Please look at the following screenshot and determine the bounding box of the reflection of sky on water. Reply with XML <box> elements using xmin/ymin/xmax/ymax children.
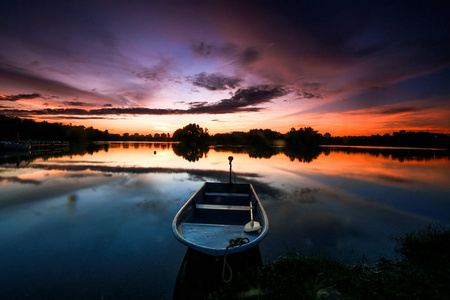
<box><xmin>0</xmin><ymin>143</ymin><xmax>449</xmax><ymax>298</ymax></box>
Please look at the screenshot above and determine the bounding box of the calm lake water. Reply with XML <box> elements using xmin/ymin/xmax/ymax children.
<box><xmin>1</xmin><ymin>142</ymin><xmax>449</xmax><ymax>299</ymax></box>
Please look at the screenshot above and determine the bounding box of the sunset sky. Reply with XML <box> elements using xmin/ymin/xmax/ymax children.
<box><xmin>1</xmin><ymin>0</ymin><xmax>449</xmax><ymax>136</ymax></box>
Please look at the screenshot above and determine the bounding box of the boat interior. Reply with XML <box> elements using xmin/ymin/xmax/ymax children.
<box><xmin>186</xmin><ymin>183</ymin><xmax>260</xmax><ymax>226</ymax></box>
<box><xmin>173</xmin><ymin>183</ymin><xmax>266</xmax><ymax>255</ymax></box>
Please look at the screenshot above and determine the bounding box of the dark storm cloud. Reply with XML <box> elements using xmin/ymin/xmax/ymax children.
<box><xmin>0</xmin><ymin>85</ymin><xmax>288</xmax><ymax>117</ymax></box>
<box><xmin>190</xmin><ymin>72</ymin><xmax>242</xmax><ymax>90</ymax></box>
<box><xmin>0</xmin><ymin>93</ymin><xmax>41</xmax><ymax>101</ymax></box>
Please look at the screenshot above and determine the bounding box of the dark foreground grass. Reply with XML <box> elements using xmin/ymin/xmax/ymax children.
<box><xmin>208</xmin><ymin>224</ymin><xmax>450</xmax><ymax>300</ymax></box>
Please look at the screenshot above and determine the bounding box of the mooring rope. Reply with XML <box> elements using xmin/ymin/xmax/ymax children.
<box><xmin>222</xmin><ymin>237</ymin><xmax>249</xmax><ymax>283</ymax></box>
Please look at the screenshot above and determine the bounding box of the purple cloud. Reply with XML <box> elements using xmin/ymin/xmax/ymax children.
<box><xmin>187</xmin><ymin>85</ymin><xmax>287</xmax><ymax>113</ymax></box>
<box><xmin>190</xmin><ymin>72</ymin><xmax>242</xmax><ymax>90</ymax></box>
<box><xmin>0</xmin><ymin>85</ymin><xmax>288</xmax><ymax>117</ymax></box>
<box><xmin>63</xmin><ymin>101</ymin><xmax>90</xmax><ymax>106</ymax></box>
<box><xmin>0</xmin><ymin>93</ymin><xmax>41</xmax><ymax>101</ymax></box>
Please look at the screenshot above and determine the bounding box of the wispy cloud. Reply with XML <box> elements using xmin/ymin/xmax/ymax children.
<box><xmin>191</xmin><ymin>41</ymin><xmax>237</xmax><ymax>58</ymax></box>
<box><xmin>375</xmin><ymin>105</ymin><xmax>432</xmax><ymax>115</ymax></box>
<box><xmin>0</xmin><ymin>85</ymin><xmax>288</xmax><ymax>117</ymax></box>
<box><xmin>62</xmin><ymin>101</ymin><xmax>90</xmax><ymax>107</ymax></box>
<box><xmin>134</xmin><ymin>58</ymin><xmax>175</xmax><ymax>82</ymax></box>
<box><xmin>191</xmin><ymin>41</ymin><xmax>264</xmax><ymax>66</ymax></box>
<box><xmin>187</xmin><ymin>85</ymin><xmax>288</xmax><ymax>113</ymax></box>
<box><xmin>0</xmin><ymin>67</ymin><xmax>116</xmax><ymax>105</ymax></box>
<box><xmin>0</xmin><ymin>93</ymin><xmax>41</xmax><ymax>101</ymax></box>
<box><xmin>189</xmin><ymin>72</ymin><xmax>242</xmax><ymax>90</ymax></box>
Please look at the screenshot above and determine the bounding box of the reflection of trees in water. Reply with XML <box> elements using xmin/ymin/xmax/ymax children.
<box><xmin>172</xmin><ymin>143</ymin><xmax>210</xmax><ymax>162</ymax></box>
<box><xmin>247</xmin><ymin>146</ymin><xmax>281</xmax><ymax>158</ymax></box>
<box><xmin>214</xmin><ymin>145</ymin><xmax>320</xmax><ymax>162</ymax></box>
<box><xmin>0</xmin><ymin>143</ymin><xmax>110</xmax><ymax>167</ymax></box>
<box><xmin>283</xmin><ymin>146</ymin><xmax>321</xmax><ymax>163</ymax></box>
<box><xmin>215</xmin><ymin>145</ymin><xmax>448</xmax><ymax>163</ymax></box>
<box><xmin>117</xmin><ymin>142</ymin><xmax>172</xmax><ymax>150</ymax></box>
<box><xmin>324</xmin><ymin>147</ymin><xmax>450</xmax><ymax>162</ymax></box>
<box><xmin>3</xmin><ymin>142</ymin><xmax>446</xmax><ymax>168</ymax></box>
<box><xmin>214</xmin><ymin>146</ymin><xmax>282</xmax><ymax>159</ymax></box>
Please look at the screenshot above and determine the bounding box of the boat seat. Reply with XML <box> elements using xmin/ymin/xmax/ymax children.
<box><xmin>195</xmin><ymin>204</ymin><xmax>251</xmax><ymax>211</ymax></box>
<box><xmin>204</xmin><ymin>192</ymin><xmax>250</xmax><ymax>197</ymax></box>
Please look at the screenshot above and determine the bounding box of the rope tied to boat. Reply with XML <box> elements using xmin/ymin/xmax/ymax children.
<box><xmin>222</xmin><ymin>237</ymin><xmax>249</xmax><ymax>283</ymax></box>
<box><xmin>228</xmin><ymin>237</ymin><xmax>249</xmax><ymax>248</ymax></box>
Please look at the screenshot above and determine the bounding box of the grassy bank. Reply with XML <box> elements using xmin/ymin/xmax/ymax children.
<box><xmin>208</xmin><ymin>224</ymin><xmax>450</xmax><ymax>299</ymax></box>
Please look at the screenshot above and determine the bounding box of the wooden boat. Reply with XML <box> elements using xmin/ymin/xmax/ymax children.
<box><xmin>172</xmin><ymin>182</ymin><xmax>269</xmax><ymax>256</ymax></box>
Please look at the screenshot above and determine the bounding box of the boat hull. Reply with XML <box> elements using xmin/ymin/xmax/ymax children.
<box><xmin>172</xmin><ymin>182</ymin><xmax>269</xmax><ymax>256</ymax></box>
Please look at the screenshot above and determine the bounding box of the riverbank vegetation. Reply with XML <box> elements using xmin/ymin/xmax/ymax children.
<box><xmin>1</xmin><ymin>116</ymin><xmax>449</xmax><ymax>149</ymax></box>
<box><xmin>208</xmin><ymin>224</ymin><xmax>450</xmax><ymax>300</ymax></box>
<box><xmin>322</xmin><ymin>131</ymin><xmax>450</xmax><ymax>149</ymax></box>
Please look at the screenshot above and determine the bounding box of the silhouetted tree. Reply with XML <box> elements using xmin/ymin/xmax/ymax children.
<box><xmin>285</xmin><ymin>127</ymin><xmax>322</xmax><ymax>149</ymax></box>
<box><xmin>172</xmin><ymin>123</ymin><xmax>210</xmax><ymax>146</ymax></box>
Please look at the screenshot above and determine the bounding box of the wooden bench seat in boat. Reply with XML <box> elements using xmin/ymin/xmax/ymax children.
<box><xmin>195</xmin><ymin>203</ymin><xmax>251</xmax><ymax>211</ymax></box>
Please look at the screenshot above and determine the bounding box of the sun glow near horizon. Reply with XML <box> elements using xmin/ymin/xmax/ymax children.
<box><xmin>34</xmin><ymin>109</ymin><xmax>450</xmax><ymax>137</ymax></box>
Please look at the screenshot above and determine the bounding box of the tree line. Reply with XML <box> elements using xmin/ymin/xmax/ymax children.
<box><xmin>173</xmin><ymin>123</ymin><xmax>450</xmax><ymax>149</ymax></box>
<box><xmin>0</xmin><ymin>116</ymin><xmax>171</xmax><ymax>143</ymax></box>
<box><xmin>173</xmin><ymin>123</ymin><xmax>322</xmax><ymax>149</ymax></box>
<box><xmin>1</xmin><ymin>116</ymin><xmax>449</xmax><ymax>149</ymax></box>
<box><xmin>323</xmin><ymin>130</ymin><xmax>450</xmax><ymax>149</ymax></box>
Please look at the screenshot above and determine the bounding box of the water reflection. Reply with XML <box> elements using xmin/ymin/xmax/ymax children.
<box><xmin>2</xmin><ymin>143</ymin><xmax>447</xmax><ymax>169</ymax></box>
<box><xmin>0</xmin><ymin>143</ymin><xmax>449</xmax><ymax>299</ymax></box>
<box><xmin>0</xmin><ymin>142</ymin><xmax>111</xmax><ymax>168</ymax></box>
<box><xmin>173</xmin><ymin>143</ymin><xmax>209</xmax><ymax>162</ymax></box>
<box><xmin>214</xmin><ymin>145</ymin><xmax>321</xmax><ymax>161</ymax></box>
<box><xmin>109</xmin><ymin>142</ymin><xmax>173</xmax><ymax>150</ymax></box>
<box><xmin>322</xmin><ymin>145</ymin><xmax>450</xmax><ymax>162</ymax></box>
<box><xmin>283</xmin><ymin>146</ymin><xmax>321</xmax><ymax>162</ymax></box>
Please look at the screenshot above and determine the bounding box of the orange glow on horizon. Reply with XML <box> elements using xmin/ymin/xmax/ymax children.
<box><xmin>40</xmin><ymin>115</ymin><xmax>449</xmax><ymax>137</ymax></box>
